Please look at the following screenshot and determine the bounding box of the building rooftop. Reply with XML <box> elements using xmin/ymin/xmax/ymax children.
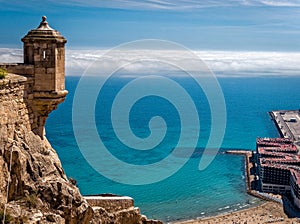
<box><xmin>258</xmin><ymin>148</ymin><xmax>298</xmax><ymax>155</ymax></box>
<box><xmin>257</xmin><ymin>137</ymin><xmax>293</xmax><ymax>144</ymax></box>
<box><xmin>260</xmin><ymin>156</ymin><xmax>300</xmax><ymax>165</ymax></box>
<box><xmin>257</xmin><ymin>137</ymin><xmax>300</xmax><ymax>175</ymax></box>
<box><xmin>260</xmin><ymin>162</ymin><xmax>291</xmax><ymax>171</ymax></box>
<box><xmin>258</xmin><ymin>146</ymin><xmax>297</xmax><ymax>153</ymax></box>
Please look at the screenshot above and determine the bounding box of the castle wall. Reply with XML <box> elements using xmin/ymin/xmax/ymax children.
<box><xmin>84</xmin><ymin>196</ymin><xmax>134</xmax><ymax>213</ymax></box>
<box><xmin>0</xmin><ymin>63</ymin><xmax>34</xmax><ymax>76</ymax></box>
<box><xmin>32</xmin><ymin>42</ymin><xmax>57</xmax><ymax>92</ymax></box>
<box><xmin>0</xmin><ymin>73</ymin><xmax>37</xmax><ymax>204</ymax></box>
<box><xmin>0</xmin><ymin>74</ymin><xmax>37</xmax><ymax>142</ymax></box>
<box><xmin>55</xmin><ymin>46</ymin><xmax>66</xmax><ymax>91</ymax></box>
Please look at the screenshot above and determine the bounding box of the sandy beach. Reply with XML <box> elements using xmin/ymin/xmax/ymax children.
<box><xmin>173</xmin><ymin>150</ymin><xmax>300</xmax><ymax>224</ymax></box>
<box><xmin>173</xmin><ymin>201</ymin><xmax>300</xmax><ymax>224</ymax></box>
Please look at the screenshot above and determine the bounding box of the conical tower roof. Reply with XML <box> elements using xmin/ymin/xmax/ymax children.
<box><xmin>22</xmin><ymin>16</ymin><xmax>66</xmax><ymax>43</ymax></box>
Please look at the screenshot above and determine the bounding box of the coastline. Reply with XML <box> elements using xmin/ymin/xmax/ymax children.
<box><xmin>173</xmin><ymin>201</ymin><xmax>300</xmax><ymax>224</ymax></box>
<box><xmin>172</xmin><ymin>150</ymin><xmax>300</xmax><ymax>224</ymax></box>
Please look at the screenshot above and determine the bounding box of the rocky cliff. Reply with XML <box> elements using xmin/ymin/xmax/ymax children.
<box><xmin>0</xmin><ymin>73</ymin><xmax>162</xmax><ymax>224</ymax></box>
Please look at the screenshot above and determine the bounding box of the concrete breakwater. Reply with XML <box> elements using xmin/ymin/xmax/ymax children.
<box><xmin>225</xmin><ymin>150</ymin><xmax>252</xmax><ymax>193</ymax></box>
<box><xmin>225</xmin><ymin>150</ymin><xmax>284</xmax><ymax>204</ymax></box>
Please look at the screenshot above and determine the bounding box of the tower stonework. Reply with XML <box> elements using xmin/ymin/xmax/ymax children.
<box><xmin>23</xmin><ymin>16</ymin><xmax>68</xmax><ymax>138</ymax></box>
<box><xmin>22</xmin><ymin>16</ymin><xmax>67</xmax><ymax>92</ymax></box>
<box><xmin>0</xmin><ymin>16</ymin><xmax>68</xmax><ymax>138</ymax></box>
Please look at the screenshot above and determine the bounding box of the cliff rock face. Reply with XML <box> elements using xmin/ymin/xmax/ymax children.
<box><xmin>0</xmin><ymin>73</ymin><xmax>93</xmax><ymax>223</ymax></box>
<box><xmin>0</xmin><ymin>74</ymin><xmax>162</xmax><ymax>224</ymax></box>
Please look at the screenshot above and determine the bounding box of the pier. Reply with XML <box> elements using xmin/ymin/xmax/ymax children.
<box><xmin>226</xmin><ymin>150</ymin><xmax>252</xmax><ymax>193</ymax></box>
<box><xmin>269</xmin><ymin>110</ymin><xmax>300</xmax><ymax>145</ymax></box>
<box><xmin>226</xmin><ymin>150</ymin><xmax>266</xmax><ymax>199</ymax></box>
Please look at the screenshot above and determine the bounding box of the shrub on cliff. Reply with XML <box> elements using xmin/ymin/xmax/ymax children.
<box><xmin>0</xmin><ymin>68</ymin><xmax>6</xmax><ymax>79</ymax></box>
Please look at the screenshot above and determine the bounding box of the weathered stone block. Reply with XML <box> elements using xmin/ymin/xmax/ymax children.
<box><xmin>34</xmin><ymin>68</ymin><xmax>46</xmax><ymax>74</ymax></box>
<box><xmin>46</xmin><ymin>68</ymin><xmax>55</xmax><ymax>74</ymax></box>
<box><xmin>34</xmin><ymin>54</ymin><xmax>41</xmax><ymax>61</ymax></box>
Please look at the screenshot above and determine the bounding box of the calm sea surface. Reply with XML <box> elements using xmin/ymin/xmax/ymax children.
<box><xmin>46</xmin><ymin>75</ymin><xmax>300</xmax><ymax>222</ymax></box>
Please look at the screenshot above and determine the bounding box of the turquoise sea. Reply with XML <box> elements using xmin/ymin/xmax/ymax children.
<box><xmin>46</xmin><ymin>75</ymin><xmax>300</xmax><ymax>222</ymax></box>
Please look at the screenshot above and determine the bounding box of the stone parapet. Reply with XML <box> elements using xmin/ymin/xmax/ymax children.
<box><xmin>0</xmin><ymin>63</ymin><xmax>34</xmax><ymax>76</ymax></box>
<box><xmin>84</xmin><ymin>195</ymin><xmax>134</xmax><ymax>213</ymax></box>
<box><xmin>0</xmin><ymin>73</ymin><xmax>67</xmax><ymax>139</ymax></box>
<box><xmin>0</xmin><ymin>73</ymin><xmax>36</xmax><ymax>142</ymax></box>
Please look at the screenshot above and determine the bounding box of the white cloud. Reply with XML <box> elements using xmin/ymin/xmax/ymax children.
<box><xmin>2</xmin><ymin>0</ymin><xmax>300</xmax><ymax>10</ymax></box>
<box><xmin>197</xmin><ymin>50</ymin><xmax>300</xmax><ymax>76</ymax></box>
<box><xmin>260</xmin><ymin>0</ymin><xmax>300</xmax><ymax>6</ymax></box>
<box><xmin>65</xmin><ymin>49</ymin><xmax>300</xmax><ymax>77</ymax></box>
<box><xmin>1</xmin><ymin>48</ymin><xmax>300</xmax><ymax>77</ymax></box>
<box><xmin>0</xmin><ymin>48</ymin><xmax>23</xmax><ymax>63</ymax></box>
<box><xmin>59</xmin><ymin>0</ymin><xmax>300</xmax><ymax>9</ymax></box>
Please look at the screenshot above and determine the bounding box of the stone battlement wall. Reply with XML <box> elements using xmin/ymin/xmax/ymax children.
<box><xmin>0</xmin><ymin>74</ymin><xmax>37</xmax><ymax>143</ymax></box>
<box><xmin>0</xmin><ymin>68</ymin><xmax>68</xmax><ymax>140</ymax></box>
<box><xmin>0</xmin><ymin>72</ymin><xmax>66</xmax><ymax>139</ymax></box>
<box><xmin>0</xmin><ymin>63</ymin><xmax>34</xmax><ymax>76</ymax></box>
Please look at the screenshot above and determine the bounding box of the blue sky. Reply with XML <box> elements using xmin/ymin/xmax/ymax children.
<box><xmin>0</xmin><ymin>0</ymin><xmax>300</xmax><ymax>51</ymax></box>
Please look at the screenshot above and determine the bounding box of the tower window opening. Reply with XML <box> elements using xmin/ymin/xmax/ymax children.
<box><xmin>43</xmin><ymin>50</ymin><xmax>46</xmax><ymax>60</ymax></box>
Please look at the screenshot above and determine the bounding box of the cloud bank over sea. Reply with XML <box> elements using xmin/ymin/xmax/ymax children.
<box><xmin>1</xmin><ymin>48</ymin><xmax>300</xmax><ymax>77</ymax></box>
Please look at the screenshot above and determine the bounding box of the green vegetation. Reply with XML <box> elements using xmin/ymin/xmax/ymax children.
<box><xmin>0</xmin><ymin>68</ymin><xmax>7</xmax><ymax>79</ymax></box>
<box><xmin>24</xmin><ymin>193</ymin><xmax>38</xmax><ymax>208</ymax></box>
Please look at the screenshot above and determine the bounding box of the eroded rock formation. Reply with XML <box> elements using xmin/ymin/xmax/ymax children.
<box><xmin>0</xmin><ymin>75</ymin><xmax>161</xmax><ymax>223</ymax></box>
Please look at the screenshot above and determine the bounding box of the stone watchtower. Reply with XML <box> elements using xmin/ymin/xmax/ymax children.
<box><xmin>21</xmin><ymin>16</ymin><xmax>68</xmax><ymax>138</ymax></box>
<box><xmin>0</xmin><ymin>16</ymin><xmax>67</xmax><ymax>138</ymax></box>
<box><xmin>0</xmin><ymin>16</ymin><xmax>68</xmax><ymax>138</ymax></box>
<box><xmin>22</xmin><ymin>16</ymin><xmax>67</xmax><ymax>92</ymax></box>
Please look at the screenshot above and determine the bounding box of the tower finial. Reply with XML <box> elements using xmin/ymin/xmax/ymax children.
<box><xmin>36</xmin><ymin>15</ymin><xmax>53</xmax><ymax>30</ymax></box>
